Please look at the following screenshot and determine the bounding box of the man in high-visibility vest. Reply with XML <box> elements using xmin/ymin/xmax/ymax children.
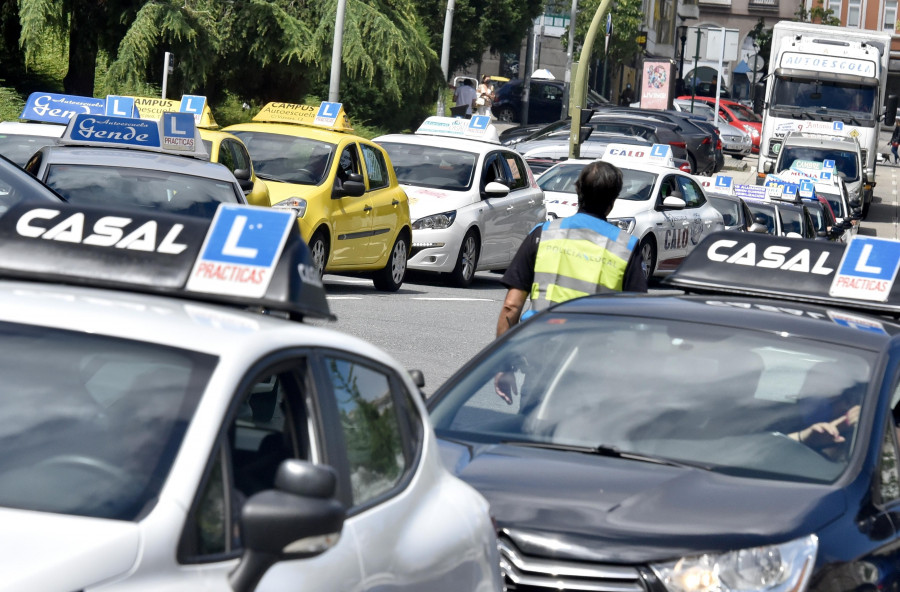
<box><xmin>494</xmin><ymin>160</ymin><xmax>647</xmax><ymax>403</ymax></box>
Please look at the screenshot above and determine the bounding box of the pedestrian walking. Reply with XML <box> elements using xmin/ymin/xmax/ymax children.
<box><xmin>474</xmin><ymin>75</ymin><xmax>494</xmax><ymax>117</ymax></box>
<box><xmin>890</xmin><ymin>122</ymin><xmax>900</xmax><ymax>165</ymax></box>
<box><xmin>453</xmin><ymin>79</ymin><xmax>477</xmax><ymax>118</ymax></box>
<box><xmin>618</xmin><ymin>83</ymin><xmax>635</xmax><ymax>106</ymax></box>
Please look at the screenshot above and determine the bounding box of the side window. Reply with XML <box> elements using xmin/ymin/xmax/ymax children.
<box><xmin>879</xmin><ymin>418</ymin><xmax>900</xmax><ymax>505</ymax></box>
<box><xmin>217</xmin><ymin>140</ymin><xmax>237</xmax><ymax>172</ymax></box>
<box><xmin>481</xmin><ymin>154</ymin><xmax>506</xmax><ymax>191</ymax></box>
<box><xmin>334</xmin><ymin>144</ymin><xmax>362</xmax><ymax>190</ymax></box>
<box><xmin>324</xmin><ymin>356</ymin><xmax>409</xmax><ymax>507</ymax></box>
<box><xmin>24</xmin><ymin>152</ymin><xmax>42</xmax><ymax>176</ymax></box>
<box><xmin>180</xmin><ymin>368</ymin><xmax>309</xmax><ymax>562</ymax></box>
<box><xmin>227</xmin><ymin>140</ymin><xmax>253</xmax><ymax>174</ymax></box>
<box><xmin>361</xmin><ymin>144</ymin><xmax>389</xmax><ymax>190</ymax></box>
<box><xmin>675</xmin><ymin>176</ymin><xmax>704</xmax><ymax>208</ymax></box>
<box><xmin>504</xmin><ymin>152</ymin><xmax>528</xmax><ymax>190</ymax></box>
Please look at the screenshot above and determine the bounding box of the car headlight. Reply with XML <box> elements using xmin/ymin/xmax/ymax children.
<box><xmin>744</xmin><ymin>125</ymin><xmax>760</xmax><ymax>138</ymax></box>
<box><xmin>651</xmin><ymin>535</ymin><xmax>818</xmax><ymax>592</ymax></box>
<box><xmin>608</xmin><ymin>217</ymin><xmax>635</xmax><ymax>233</ymax></box>
<box><xmin>413</xmin><ymin>211</ymin><xmax>456</xmax><ymax>230</ymax></box>
<box><xmin>273</xmin><ymin>197</ymin><xmax>307</xmax><ymax>218</ymax></box>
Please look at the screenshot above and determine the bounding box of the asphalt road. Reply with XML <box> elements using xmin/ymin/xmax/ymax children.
<box><xmin>310</xmin><ymin>152</ymin><xmax>899</xmax><ymax>396</ymax></box>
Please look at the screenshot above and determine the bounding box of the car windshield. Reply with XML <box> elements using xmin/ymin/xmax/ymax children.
<box><xmin>230</xmin><ymin>131</ymin><xmax>334</xmax><ymax>185</ymax></box>
<box><xmin>0</xmin><ymin>322</ymin><xmax>214</xmax><ymax>520</ymax></box>
<box><xmin>779</xmin><ymin>147</ymin><xmax>859</xmax><ymax>182</ymax></box>
<box><xmin>0</xmin><ymin>134</ymin><xmax>59</xmax><ymax>167</ymax></box>
<box><xmin>430</xmin><ymin>314</ymin><xmax>871</xmax><ymax>484</ymax></box>
<box><xmin>708</xmin><ymin>195</ymin><xmax>741</xmax><ymax>227</ymax></box>
<box><xmin>378</xmin><ymin>142</ymin><xmax>476</xmax><ymax>190</ymax></box>
<box><xmin>618</xmin><ymin>169</ymin><xmax>657</xmax><ymax>201</ymax></box>
<box><xmin>674</xmin><ymin>101</ymin><xmax>716</xmax><ymax>120</ymax></box>
<box><xmin>727</xmin><ymin>102</ymin><xmax>762</xmax><ymax>123</ymax></box>
<box><xmin>744</xmin><ymin>201</ymin><xmax>778</xmax><ymax>234</ymax></box>
<box><xmin>772</xmin><ymin>77</ymin><xmax>876</xmax><ymax>119</ymax></box>
<box><xmin>537</xmin><ymin>163</ymin><xmax>585</xmax><ymax>194</ymax></box>
<box><xmin>45</xmin><ymin>165</ymin><xmax>241</xmax><ymax>218</ymax></box>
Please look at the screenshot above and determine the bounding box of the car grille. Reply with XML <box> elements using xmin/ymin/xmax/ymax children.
<box><xmin>499</xmin><ymin>537</ymin><xmax>648</xmax><ymax>592</ymax></box>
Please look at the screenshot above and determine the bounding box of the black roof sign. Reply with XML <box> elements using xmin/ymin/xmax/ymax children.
<box><xmin>0</xmin><ymin>200</ymin><xmax>333</xmax><ymax>321</ymax></box>
<box><xmin>665</xmin><ymin>231</ymin><xmax>900</xmax><ymax>316</ymax></box>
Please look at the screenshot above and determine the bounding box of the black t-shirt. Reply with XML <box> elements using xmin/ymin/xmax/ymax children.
<box><xmin>502</xmin><ymin>216</ymin><xmax>649</xmax><ymax>294</ymax></box>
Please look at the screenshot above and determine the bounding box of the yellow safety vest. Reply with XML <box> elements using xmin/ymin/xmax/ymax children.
<box><xmin>530</xmin><ymin>215</ymin><xmax>637</xmax><ymax>312</ymax></box>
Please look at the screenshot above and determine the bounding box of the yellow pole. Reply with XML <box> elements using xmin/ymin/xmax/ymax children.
<box><xmin>568</xmin><ymin>0</ymin><xmax>614</xmax><ymax>159</ymax></box>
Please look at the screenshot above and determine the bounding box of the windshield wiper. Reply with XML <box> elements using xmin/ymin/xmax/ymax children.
<box><xmin>501</xmin><ymin>440</ymin><xmax>713</xmax><ymax>470</ymax></box>
<box><xmin>255</xmin><ymin>172</ymin><xmax>287</xmax><ymax>183</ymax></box>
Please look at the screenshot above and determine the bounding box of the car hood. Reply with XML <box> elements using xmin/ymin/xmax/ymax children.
<box><xmin>439</xmin><ymin>440</ymin><xmax>845</xmax><ymax>563</ymax></box>
<box><xmin>401</xmin><ymin>184</ymin><xmax>475</xmax><ymax>220</ymax></box>
<box><xmin>262</xmin><ymin>179</ymin><xmax>325</xmax><ymax>204</ymax></box>
<box><xmin>607</xmin><ymin>198</ymin><xmax>653</xmax><ymax>219</ymax></box>
<box><xmin>0</xmin><ymin>508</ymin><xmax>140</xmax><ymax>590</ymax></box>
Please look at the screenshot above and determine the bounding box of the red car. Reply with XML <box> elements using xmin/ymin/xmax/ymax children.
<box><xmin>677</xmin><ymin>96</ymin><xmax>762</xmax><ymax>154</ymax></box>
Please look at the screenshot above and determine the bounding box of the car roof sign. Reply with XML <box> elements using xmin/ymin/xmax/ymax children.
<box><xmin>734</xmin><ymin>184</ymin><xmax>768</xmax><ymax>200</ymax></box>
<box><xmin>0</xmin><ymin>200</ymin><xmax>333</xmax><ymax>321</ymax></box>
<box><xmin>130</xmin><ymin>96</ymin><xmax>220</xmax><ymax>129</ymax></box>
<box><xmin>830</xmin><ymin>237</ymin><xmax>900</xmax><ymax>303</ymax></box>
<box><xmin>61</xmin><ymin>113</ymin><xmax>209</xmax><ymax>159</ymax></box>
<box><xmin>665</xmin><ymin>232</ymin><xmax>900</xmax><ymax>316</ymax></box>
<box><xmin>106</xmin><ymin>95</ymin><xmax>141</xmax><ymax>118</ymax></box>
<box><xmin>602</xmin><ymin>143</ymin><xmax>674</xmax><ymax>167</ymax></box>
<box><xmin>19</xmin><ymin>92</ymin><xmax>106</xmax><ymax>124</ymax></box>
<box><xmin>252</xmin><ymin>101</ymin><xmax>354</xmax><ymax>133</ymax></box>
<box><xmin>414</xmin><ymin>116</ymin><xmax>501</xmax><ymax>143</ymax></box>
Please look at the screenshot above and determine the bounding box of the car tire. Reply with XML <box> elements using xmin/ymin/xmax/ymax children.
<box><xmin>448</xmin><ymin>230</ymin><xmax>480</xmax><ymax>288</ymax></box>
<box><xmin>732</xmin><ymin>155</ymin><xmax>744</xmax><ymax>160</ymax></box>
<box><xmin>639</xmin><ymin>236</ymin><xmax>656</xmax><ymax>280</ymax></box>
<box><xmin>373</xmin><ymin>233</ymin><xmax>408</xmax><ymax>292</ymax></box>
<box><xmin>496</xmin><ymin>107</ymin><xmax>516</xmax><ymax>123</ymax></box>
<box><xmin>687</xmin><ymin>153</ymin><xmax>698</xmax><ymax>175</ymax></box>
<box><xmin>309</xmin><ymin>229</ymin><xmax>329</xmax><ymax>278</ymax></box>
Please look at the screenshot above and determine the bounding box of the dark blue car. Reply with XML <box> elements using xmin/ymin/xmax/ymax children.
<box><xmin>492</xmin><ymin>78</ymin><xmax>607</xmax><ymax>124</ymax></box>
<box><xmin>429</xmin><ymin>231</ymin><xmax>900</xmax><ymax>592</ymax></box>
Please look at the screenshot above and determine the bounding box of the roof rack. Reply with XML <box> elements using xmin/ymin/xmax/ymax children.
<box><xmin>665</xmin><ymin>232</ymin><xmax>900</xmax><ymax>317</ymax></box>
<box><xmin>0</xmin><ymin>200</ymin><xmax>333</xmax><ymax>321</ymax></box>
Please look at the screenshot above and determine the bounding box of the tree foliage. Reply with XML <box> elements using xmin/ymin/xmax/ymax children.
<box><xmin>794</xmin><ymin>0</ymin><xmax>841</xmax><ymax>25</ymax></box>
<box><xmin>748</xmin><ymin>17</ymin><xmax>772</xmax><ymax>68</ymax></box>
<box><xmin>564</xmin><ymin>0</ymin><xmax>643</xmax><ymax>65</ymax></box>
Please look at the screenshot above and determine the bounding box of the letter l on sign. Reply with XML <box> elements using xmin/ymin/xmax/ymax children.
<box><xmin>222</xmin><ymin>216</ymin><xmax>258</xmax><ymax>259</ymax></box>
<box><xmin>855</xmin><ymin>244</ymin><xmax>882</xmax><ymax>274</ymax></box>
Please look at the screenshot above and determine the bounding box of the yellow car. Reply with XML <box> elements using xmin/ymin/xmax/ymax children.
<box><xmin>131</xmin><ymin>96</ymin><xmax>270</xmax><ymax>208</ymax></box>
<box><xmin>224</xmin><ymin>102</ymin><xmax>412</xmax><ymax>292</ymax></box>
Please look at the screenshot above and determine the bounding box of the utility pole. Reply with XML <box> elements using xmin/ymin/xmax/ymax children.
<box><xmin>328</xmin><ymin>0</ymin><xmax>348</xmax><ymax>102</ymax></box>
<box><xmin>162</xmin><ymin>52</ymin><xmax>173</xmax><ymax>100</ymax></box>
<box><xmin>437</xmin><ymin>0</ymin><xmax>456</xmax><ymax>116</ymax></box>
<box><xmin>523</xmin><ymin>22</ymin><xmax>536</xmax><ymax>125</ymax></box>
<box><xmin>689</xmin><ymin>27</ymin><xmax>702</xmax><ymax>113</ymax></box>
<box><xmin>568</xmin><ymin>0</ymin><xmax>614</xmax><ymax>158</ymax></box>
<box><xmin>561</xmin><ymin>0</ymin><xmax>579</xmax><ymax>120</ymax></box>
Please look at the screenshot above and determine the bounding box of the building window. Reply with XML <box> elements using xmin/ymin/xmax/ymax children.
<box><xmin>827</xmin><ymin>0</ymin><xmax>843</xmax><ymax>22</ymax></box>
<box><xmin>847</xmin><ymin>0</ymin><xmax>861</xmax><ymax>26</ymax></box>
<box><xmin>884</xmin><ymin>0</ymin><xmax>898</xmax><ymax>31</ymax></box>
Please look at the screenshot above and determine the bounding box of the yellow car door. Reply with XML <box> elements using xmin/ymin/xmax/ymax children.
<box><xmin>359</xmin><ymin>141</ymin><xmax>407</xmax><ymax>264</ymax></box>
<box><xmin>328</xmin><ymin>141</ymin><xmax>375</xmax><ymax>268</ymax></box>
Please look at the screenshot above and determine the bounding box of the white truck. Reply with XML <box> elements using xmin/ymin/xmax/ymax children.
<box><xmin>757</xmin><ymin>21</ymin><xmax>897</xmax><ymax>217</ymax></box>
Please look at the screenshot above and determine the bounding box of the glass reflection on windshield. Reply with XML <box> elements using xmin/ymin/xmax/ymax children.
<box><xmin>430</xmin><ymin>314</ymin><xmax>871</xmax><ymax>484</ymax></box>
<box><xmin>230</xmin><ymin>131</ymin><xmax>335</xmax><ymax>186</ymax></box>
<box><xmin>379</xmin><ymin>142</ymin><xmax>477</xmax><ymax>191</ymax></box>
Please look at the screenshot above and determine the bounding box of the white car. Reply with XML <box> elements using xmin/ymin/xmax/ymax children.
<box><xmin>375</xmin><ymin>116</ymin><xmax>545</xmax><ymax>287</ymax></box>
<box><xmin>0</xmin><ymin>200</ymin><xmax>503</xmax><ymax>592</ymax></box>
<box><xmin>536</xmin><ymin>144</ymin><xmax>725</xmax><ymax>278</ymax></box>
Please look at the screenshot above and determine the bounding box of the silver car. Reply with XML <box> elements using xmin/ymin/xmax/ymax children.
<box><xmin>673</xmin><ymin>100</ymin><xmax>752</xmax><ymax>159</ymax></box>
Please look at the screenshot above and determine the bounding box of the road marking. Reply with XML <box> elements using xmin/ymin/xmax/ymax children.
<box><xmin>411</xmin><ymin>297</ymin><xmax>495</xmax><ymax>302</ymax></box>
<box><xmin>327</xmin><ymin>296</ymin><xmax>363</xmax><ymax>300</ymax></box>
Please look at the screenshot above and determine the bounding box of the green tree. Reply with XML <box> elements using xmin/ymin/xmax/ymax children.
<box><xmin>748</xmin><ymin>17</ymin><xmax>772</xmax><ymax>69</ymax></box>
<box><xmin>794</xmin><ymin>0</ymin><xmax>841</xmax><ymax>25</ymax></box>
<box><xmin>563</xmin><ymin>0</ymin><xmax>643</xmax><ymax>65</ymax></box>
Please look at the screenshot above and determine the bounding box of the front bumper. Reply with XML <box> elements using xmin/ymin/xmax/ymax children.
<box><xmin>408</xmin><ymin>227</ymin><xmax>462</xmax><ymax>273</ymax></box>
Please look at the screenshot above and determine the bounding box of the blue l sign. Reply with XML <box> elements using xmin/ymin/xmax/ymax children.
<box><xmin>715</xmin><ymin>175</ymin><xmax>733</xmax><ymax>189</ymax></box>
<box><xmin>830</xmin><ymin>236</ymin><xmax>900</xmax><ymax>302</ymax></box>
<box><xmin>106</xmin><ymin>95</ymin><xmax>136</xmax><ymax>118</ymax></box>
<box><xmin>317</xmin><ymin>102</ymin><xmax>341</xmax><ymax>119</ymax></box>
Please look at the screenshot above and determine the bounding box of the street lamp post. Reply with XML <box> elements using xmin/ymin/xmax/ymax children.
<box><xmin>678</xmin><ymin>26</ymin><xmax>688</xmax><ymax>81</ymax></box>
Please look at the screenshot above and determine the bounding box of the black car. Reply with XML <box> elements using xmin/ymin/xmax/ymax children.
<box><xmin>706</xmin><ymin>193</ymin><xmax>756</xmax><ymax>231</ymax></box>
<box><xmin>742</xmin><ymin>198</ymin><xmax>819</xmax><ymax>239</ymax></box>
<box><xmin>428</xmin><ymin>231</ymin><xmax>900</xmax><ymax>592</ymax></box>
<box><xmin>492</xmin><ymin>79</ymin><xmax>607</xmax><ymax>125</ymax></box>
<box><xmin>0</xmin><ymin>152</ymin><xmax>65</xmax><ymax>212</ymax></box>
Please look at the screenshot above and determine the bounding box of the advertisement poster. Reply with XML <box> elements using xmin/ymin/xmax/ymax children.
<box><xmin>640</xmin><ymin>60</ymin><xmax>674</xmax><ymax>110</ymax></box>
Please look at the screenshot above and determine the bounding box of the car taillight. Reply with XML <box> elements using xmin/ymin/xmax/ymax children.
<box><xmin>679</xmin><ymin>162</ymin><xmax>691</xmax><ymax>172</ymax></box>
<box><xmin>701</xmin><ymin>136</ymin><xmax>711</xmax><ymax>145</ymax></box>
<box><xmin>716</xmin><ymin>138</ymin><xmax>722</xmax><ymax>150</ymax></box>
<box><xmin>670</xmin><ymin>141</ymin><xmax>687</xmax><ymax>148</ymax></box>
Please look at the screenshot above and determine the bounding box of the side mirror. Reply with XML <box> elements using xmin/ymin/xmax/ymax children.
<box><xmin>408</xmin><ymin>369</ymin><xmax>425</xmax><ymax>389</ymax></box>
<box><xmin>763</xmin><ymin>161</ymin><xmax>774</xmax><ymax>173</ymax></box>
<box><xmin>483</xmin><ymin>181</ymin><xmax>510</xmax><ymax>198</ymax></box>
<box><xmin>234</xmin><ymin>168</ymin><xmax>252</xmax><ymax>181</ymax></box>
<box><xmin>849</xmin><ymin>198</ymin><xmax>861</xmax><ymax>209</ymax></box>
<box><xmin>748</xmin><ymin>222</ymin><xmax>769</xmax><ymax>234</ymax></box>
<box><xmin>661</xmin><ymin>195</ymin><xmax>686</xmax><ymax>210</ymax></box>
<box><xmin>885</xmin><ymin>94</ymin><xmax>898</xmax><ymax>126</ymax></box>
<box><xmin>333</xmin><ymin>179</ymin><xmax>366</xmax><ymax>199</ymax></box>
<box><xmin>229</xmin><ymin>460</ymin><xmax>345</xmax><ymax>592</ymax></box>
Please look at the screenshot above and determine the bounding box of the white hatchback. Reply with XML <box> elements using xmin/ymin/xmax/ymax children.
<box><xmin>376</xmin><ymin>116</ymin><xmax>545</xmax><ymax>287</ymax></box>
<box><xmin>536</xmin><ymin>144</ymin><xmax>725</xmax><ymax>278</ymax></box>
<box><xmin>0</xmin><ymin>200</ymin><xmax>503</xmax><ymax>592</ymax></box>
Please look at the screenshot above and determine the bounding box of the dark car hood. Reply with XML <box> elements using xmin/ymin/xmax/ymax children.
<box><xmin>439</xmin><ymin>439</ymin><xmax>846</xmax><ymax>563</ymax></box>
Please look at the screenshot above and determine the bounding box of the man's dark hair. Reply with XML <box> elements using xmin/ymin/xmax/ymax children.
<box><xmin>464</xmin><ymin>79</ymin><xmax>473</xmax><ymax>87</ymax></box>
<box><xmin>575</xmin><ymin>161</ymin><xmax>623</xmax><ymax>217</ymax></box>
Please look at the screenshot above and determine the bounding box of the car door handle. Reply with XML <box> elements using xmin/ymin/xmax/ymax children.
<box><xmin>392</xmin><ymin>199</ymin><xmax>400</xmax><ymax>206</ymax></box>
<box><xmin>364</xmin><ymin>205</ymin><xmax>373</xmax><ymax>212</ymax></box>
<box><xmin>507</xmin><ymin>206</ymin><xmax>515</xmax><ymax>211</ymax></box>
